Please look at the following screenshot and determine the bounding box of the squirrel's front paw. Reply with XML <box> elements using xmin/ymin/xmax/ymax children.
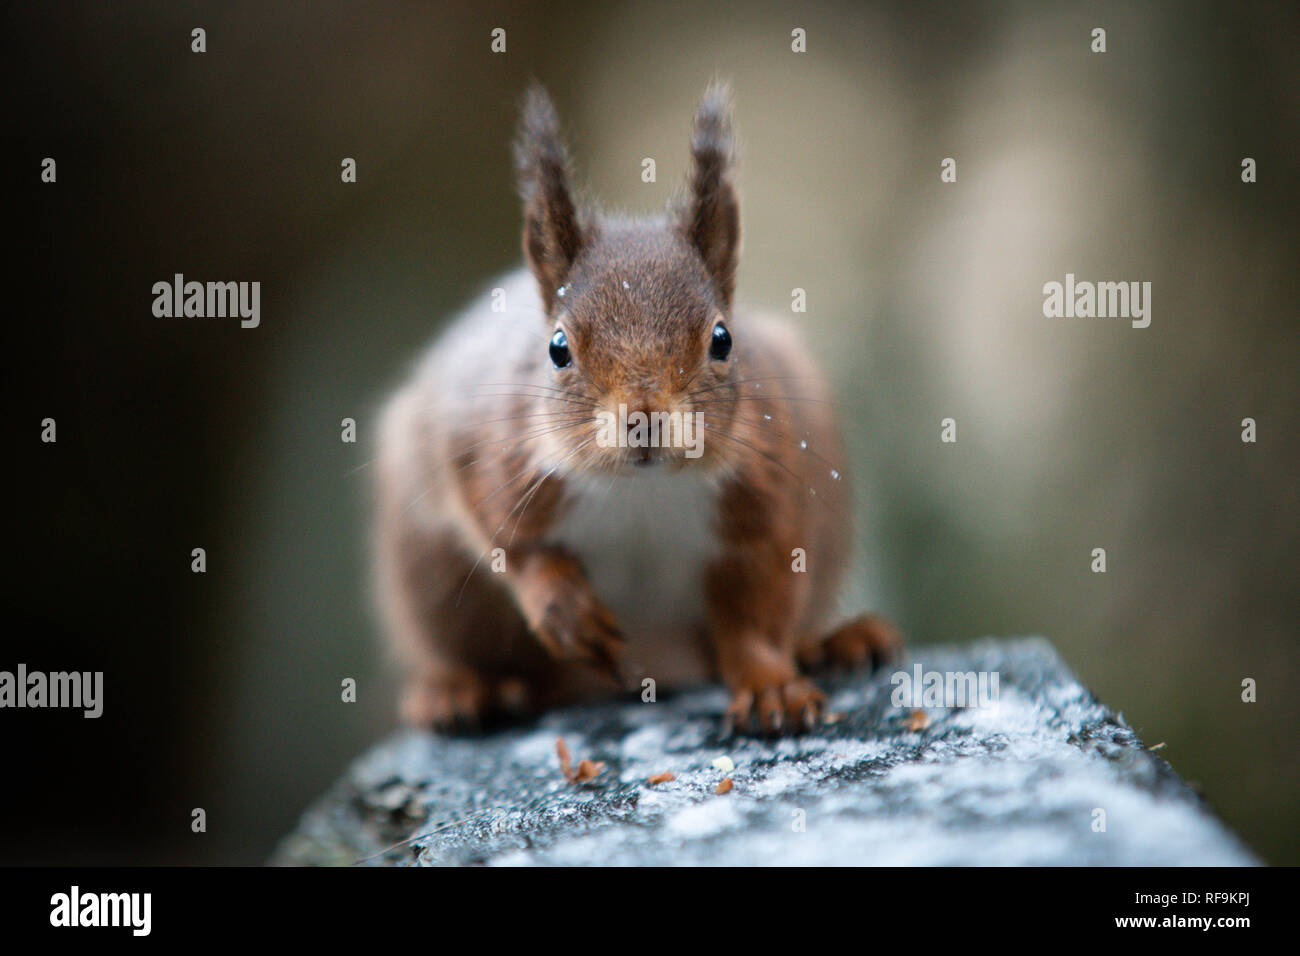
<box><xmin>802</xmin><ymin>613</ymin><xmax>902</xmax><ymax>672</ymax></box>
<box><xmin>717</xmin><ymin>638</ymin><xmax>823</xmax><ymax>735</ymax></box>
<box><xmin>400</xmin><ymin>667</ymin><xmax>488</xmax><ymax>730</ymax></box>
<box><xmin>533</xmin><ymin>589</ymin><xmax>625</xmax><ymax>682</ymax></box>
<box><xmin>725</xmin><ymin>676</ymin><xmax>826</xmax><ymax>736</ymax></box>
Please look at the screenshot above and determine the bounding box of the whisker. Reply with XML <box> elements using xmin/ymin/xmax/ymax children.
<box><xmin>471</xmin><ymin>381</ymin><xmax>595</xmax><ymax>400</ymax></box>
<box><xmin>456</xmin><ymin>423</ymin><xmax>589</xmax><ymax>505</ymax></box>
<box><xmin>466</xmin><ymin>391</ymin><xmax>591</xmax><ymax>408</ymax></box>
<box><xmin>456</xmin><ymin>435</ymin><xmax>597</xmax><ymax>603</ymax></box>
<box><xmin>398</xmin><ymin>419</ymin><xmax>591</xmax><ymax>521</ymax></box>
<box><xmin>342</xmin><ymin>457</ymin><xmax>376</xmax><ymax>479</ymax></box>
<box><xmin>448</xmin><ymin>413</ymin><xmax>592</xmax><ymax>459</ymax></box>
<box><xmin>686</xmin><ymin>373</ymin><xmax>828</xmax><ymax>399</ymax></box>
<box><xmin>690</xmin><ymin>395</ymin><xmax>841</xmax><ymax>416</ymax></box>
<box><xmin>507</xmin><ymin>435</ymin><xmax>597</xmax><ymax>546</ymax></box>
<box><xmin>452</xmin><ymin>418</ymin><xmax>595</xmax><ymax>475</ymax></box>
<box><xmin>701</xmin><ymin>410</ymin><xmax>848</xmax><ymax>476</ymax></box>
<box><xmin>343</xmin><ymin>408</ymin><xmax>587</xmax><ymax>484</ymax></box>
<box><xmin>701</xmin><ymin>425</ymin><xmax>847</xmax><ymax>520</ymax></box>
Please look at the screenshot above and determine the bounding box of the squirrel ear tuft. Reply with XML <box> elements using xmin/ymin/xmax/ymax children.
<box><xmin>676</xmin><ymin>81</ymin><xmax>740</xmax><ymax>309</ymax></box>
<box><xmin>515</xmin><ymin>83</ymin><xmax>587</xmax><ymax>313</ymax></box>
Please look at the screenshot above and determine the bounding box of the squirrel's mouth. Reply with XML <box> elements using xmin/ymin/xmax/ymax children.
<box><xmin>625</xmin><ymin>449</ymin><xmax>704</xmax><ymax>473</ymax></box>
<box><xmin>593</xmin><ymin>404</ymin><xmax>708</xmax><ymax>471</ymax></box>
<box><xmin>604</xmin><ymin>447</ymin><xmax>682</xmax><ymax>473</ymax></box>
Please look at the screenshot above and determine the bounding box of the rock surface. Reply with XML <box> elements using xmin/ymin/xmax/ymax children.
<box><xmin>273</xmin><ymin>638</ymin><xmax>1256</xmax><ymax>866</ymax></box>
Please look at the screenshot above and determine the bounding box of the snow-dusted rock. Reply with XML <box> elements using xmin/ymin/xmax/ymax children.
<box><xmin>273</xmin><ymin>638</ymin><xmax>1256</xmax><ymax>866</ymax></box>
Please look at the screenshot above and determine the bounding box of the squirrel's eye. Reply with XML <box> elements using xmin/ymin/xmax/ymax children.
<box><xmin>709</xmin><ymin>322</ymin><xmax>732</xmax><ymax>361</ymax></box>
<box><xmin>549</xmin><ymin>328</ymin><xmax>572</xmax><ymax>368</ymax></box>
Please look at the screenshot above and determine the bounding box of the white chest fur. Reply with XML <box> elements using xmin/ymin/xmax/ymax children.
<box><xmin>549</xmin><ymin>469</ymin><xmax>722</xmax><ymax>684</ymax></box>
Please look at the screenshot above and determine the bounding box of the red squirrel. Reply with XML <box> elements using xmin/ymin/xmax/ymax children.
<box><xmin>374</xmin><ymin>82</ymin><xmax>898</xmax><ymax>735</ymax></box>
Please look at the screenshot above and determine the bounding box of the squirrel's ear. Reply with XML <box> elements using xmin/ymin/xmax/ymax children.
<box><xmin>676</xmin><ymin>81</ymin><xmax>740</xmax><ymax>309</ymax></box>
<box><xmin>515</xmin><ymin>83</ymin><xmax>587</xmax><ymax>313</ymax></box>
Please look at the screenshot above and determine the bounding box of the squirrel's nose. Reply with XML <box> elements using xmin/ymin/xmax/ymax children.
<box><xmin>624</xmin><ymin>385</ymin><xmax>668</xmax><ymax>416</ymax></box>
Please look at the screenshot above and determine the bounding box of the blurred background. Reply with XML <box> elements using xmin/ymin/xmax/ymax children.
<box><xmin>2</xmin><ymin>0</ymin><xmax>1296</xmax><ymax>864</ymax></box>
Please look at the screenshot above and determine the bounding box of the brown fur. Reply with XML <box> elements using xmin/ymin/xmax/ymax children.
<box><xmin>374</xmin><ymin>83</ymin><xmax>899</xmax><ymax>735</ymax></box>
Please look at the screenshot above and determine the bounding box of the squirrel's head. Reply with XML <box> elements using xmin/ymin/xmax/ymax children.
<box><xmin>514</xmin><ymin>82</ymin><xmax>741</xmax><ymax>474</ymax></box>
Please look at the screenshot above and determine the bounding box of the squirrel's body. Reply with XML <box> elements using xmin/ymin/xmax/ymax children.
<box><xmin>374</xmin><ymin>86</ymin><xmax>897</xmax><ymax>733</ymax></box>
